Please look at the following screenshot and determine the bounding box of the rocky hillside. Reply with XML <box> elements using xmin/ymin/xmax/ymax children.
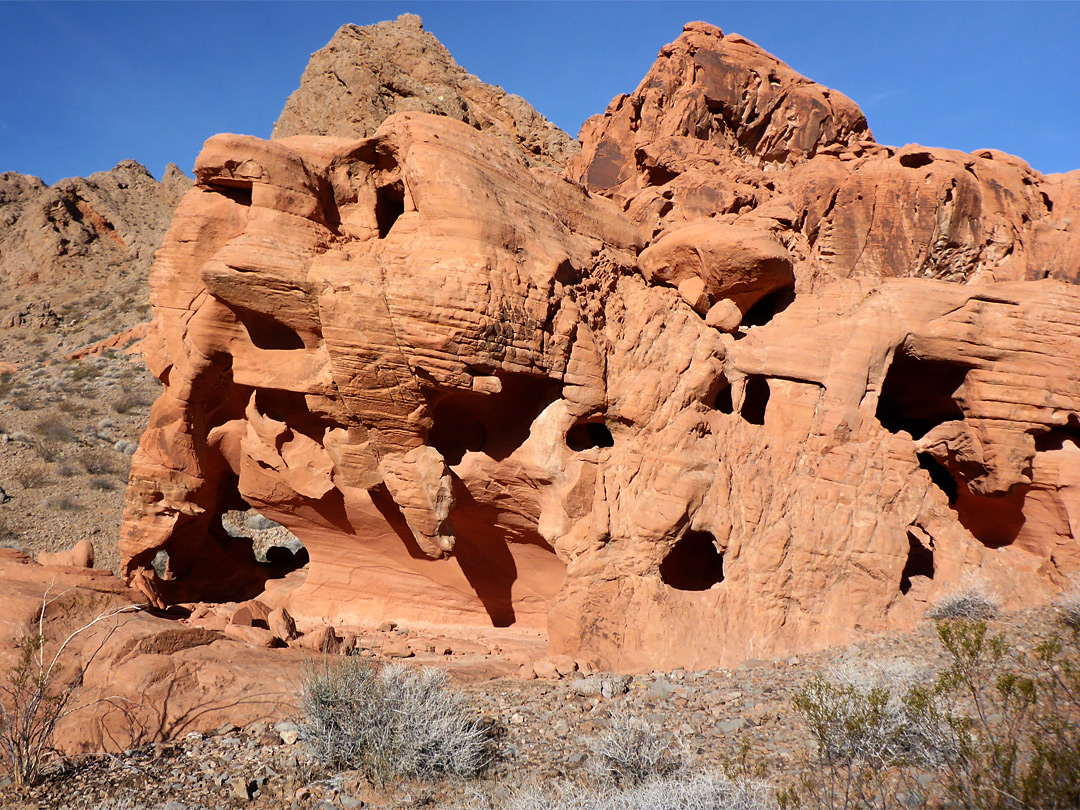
<box><xmin>272</xmin><ymin>13</ymin><xmax>577</xmax><ymax>171</ymax></box>
<box><xmin>0</xmin><ymin>160</ymin><xmax>190</xmax><ymax>364</ymax></box>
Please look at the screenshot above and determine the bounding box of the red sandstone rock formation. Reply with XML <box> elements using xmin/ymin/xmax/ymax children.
<box><xmin>120</xmin><ymin>21</ymin><xmax>1080</xmax><ymax>671</ymax></box>
<box><xmin>569</xmin><ymin>22</ymin><xmax>1080</xmax><ymax>287</ymax></box>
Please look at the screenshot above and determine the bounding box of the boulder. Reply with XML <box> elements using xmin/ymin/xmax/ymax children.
<box><xmin>38</xmin><ymin>539</ymin><xmax>94</xmax><ymax>569</ymax></box>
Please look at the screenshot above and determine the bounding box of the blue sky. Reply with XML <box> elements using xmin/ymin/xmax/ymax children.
<box><xmin>1</xmin><ymin>2</ymin><xmax>1077</xmax><ymax>184</ymax></box>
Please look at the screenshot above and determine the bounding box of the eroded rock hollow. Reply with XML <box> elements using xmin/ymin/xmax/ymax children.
<box><xmin>121</xmin><ymin>18</ymin><xmax>1080</xmax><ymax>670</ymax></box>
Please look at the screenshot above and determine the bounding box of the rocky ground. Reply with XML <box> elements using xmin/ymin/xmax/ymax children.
<box><xmin>1</xmin><ymin>604</ymin><xmax>1075</xmax><ymax>810</ymax></box>
<box><xmin>0</xmin><ymin>331</ymin><xmax>161</xmax><ymax>575</ymax></box>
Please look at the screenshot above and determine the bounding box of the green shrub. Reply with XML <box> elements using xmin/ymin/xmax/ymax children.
<box><xmin>297</xmin><ymin>658</ymin><xmax>491</xmax><ymax>784</ymax></box>
<box><xmin>787</xmin><ymin>618</ymin><xmax>1080</xmax><ymax>810</ymax></box>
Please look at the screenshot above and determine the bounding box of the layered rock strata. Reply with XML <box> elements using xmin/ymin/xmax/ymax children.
<box><xmin>121</xmin><ymin>21</ymin><xmax>1080</xmax><ymax>670</ymax></box>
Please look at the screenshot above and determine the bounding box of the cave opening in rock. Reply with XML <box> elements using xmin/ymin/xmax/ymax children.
<box><xmin>660</xmin><ymin>530</ymin><xmax>725</xmax><ymax>591</ymax></box>
<box><xmin>206</xmin><ymin>181</ymin><xmax>253</xmax><ymax>207</ymax></box>
<box><xmin>876</xmin><ymin>349</ymin><xmax>969</xmax><ymax>440</ymax></box>
<box><xmin>741</xmin><ymin>287</ymin><xmax>795</xmax><ymax>328</ymax></box>
<box><xmin>899</xmin><ymin>531</ymin><xmax>935</xmax><ymax>595</ymax></box>
<box><xmin>714</xmin><ymin>384</ymin><xmax>734</xmax><ymax>414</ymax></box>
<box><xmin>918</xmin><ymin>452</ymin><xmax>958</xmax><ymax>504</ymax></box>
<box><xmin>427</xmin><ymin>375</ymin><xmax>563</xmax><ymax>465</ymax></box>
<box><xmin>566</xmin><ymin>421</ymin><xmax>614</xmax><ymax>452</ymax></box>
<box><xmin>375</xmin><ymin>181</ymin><xmax>405</xmax><ymax>238</ymax></box>
<box><xmin>899</xmin><ymin>152</ymin><xmax>935</xmax><ymax>169</ymax></box>
<box><xmin>230</xmin><ymin>305</ymin><xmax>306</xmax><ymax>351</ymax></box>
<box><xmin>741</xmin><ymin>375</ymin><xmax>770</xmax><ymax>425</ymax></box>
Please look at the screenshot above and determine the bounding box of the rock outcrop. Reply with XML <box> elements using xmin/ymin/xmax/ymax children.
<box><xmin>272</xmin><ymin>14</ymin><xmax>577</xmax><ymax>171</ymax></box>
<box><xmin>569</xmin><ymin>22</ymin><xmax>1080</xmax><ymax>288</ymax></box>
<box><xmin>121</xmin><ymin>21</ymin><xmax>1080</xmax><ymax>671</ymax></box>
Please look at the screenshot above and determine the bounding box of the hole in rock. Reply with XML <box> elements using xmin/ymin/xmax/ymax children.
<box><xmin>1041</xmin><ymin>192</ymin><xmax>1054</xmax><ymax>214</ymax></box>
<box><xmin>899</xmin><ymin>152</ymin><xmax>935</xmax><ymax>169</ymax></box>
<box><xmin>714</xmin><ymin>384</ymin><xmax>734</xmax><ymax>414</ymax></box>
<box><xmin>230</xmin><ymin>305</ymin><xmax>305</xmax><ymax>351</ymax></box>
<box><xmin>899</xmin><ymin>531</ymin><xmax>935</xmax><ymax>595</ymax></box>
<box><xmin>918</xmin><ymin>453</ymin><xmax>958</xmax><ymax>504</ymax></box>
<box><xmin>253</xmin><ymin>388</ymin><xmax>334</xmax><ymax>443</ymax></box>
<box><xmin>566</xmin><ymin>421</ymin><xmax>614</xmax><ymax>452</ymax></box>
<box><xmin>660</xmin><ymin>530</ymin><xmax>725</xmax><ymax>591</ymax></box>
<box><xmin>741</xmin><ymin>286</ymin><xmax>795</xmax><ymax>328</ymax></box>
<box><xmin>427</xmin><ymin>375</ymin><xmax>563</xmax><ymax>466</ymax></box>
<box><xmin>876</xmin><ymin>349</ymin><xmax>969</xmax><ymax>440</ymax></box>
<box><xmin>740</xmin><ymin>375</ymin><xmax>770</xmax><ymax>425</ymax></box>
<box><xmin>952</xmin><ymin>481</ymin><xmax>1029</xmax><ymax>550</ymax></box>
<box><xmin>207</xmin><ymin>182</ymin><xmax>253</xmax><ymax>206</ymax></box>
<box><xmin>375</xmin><ymin>181</ymin><xmax>405</xmax><ymax>238</ymax></box>
<box><xmin>1035</xmin><ymin>417</ymin><xmax>1080</xmax><ymax>451</ymax></box>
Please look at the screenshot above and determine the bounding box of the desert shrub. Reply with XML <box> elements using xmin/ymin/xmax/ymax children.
<box><xmin>15</xmin><ymin>464</ymin><xmax>50</xmax><ymax>490</ymax></box>
<box><xmin>56</xmin><ymin>461</ymin><xmax>80</xmax><ymax>478</ymax></box>
<box><xmin>1053</xmin><ymin>578</ymin><xmax>1080</xmax><ymax>631</ymax></box>
<box><xmin>790</xmin><ymin>662</ymin><xmax>954</xmax><ymax>810</ymax></box>
<box><xmin>111</xmin><ymin>392</ymin><xmax>149</xmax><ymax>415</ymax></box>
<box><xmin>590</xmin><ymin>709</ymin><xmax>680</xmax><ymax>786</ymax></box>
<box><xmin>78</xmin><ymin>450</ymin><xmax>114</xmax><ymax>475</ymax></box>
<box><xmin>787</xmin><ymin>619</ymin><xmax>1080</xmax><ymax>810</ymax></box>
<box><xmin>927</xmin><ymin>575</ymin><xmax>1000</xmax><ymax>621</ymax></box>
<box><xmin>44</xmin><ymin>495</ymin><xmax>81</xmax><ymax>512</ymax></box>
<box><xmin>88</xmin><ymin>477</ymin><xmax>115</xmax><ymax>491</ymax></box>
<box><xmin>32</xmin><ymin>416</ymin><xmax>76</xmax><ymax>444</ymax></box>
<box><xmin>503</xmin><ymin>772</ymin><xmax>776</xmax><ymax>810</ymax></box>
<box><xmin>68</xmin><ymin>362</ymin><xmax>101</xmax><ymax>381</ymax></box>
<box><xmin>0</xmin><ymin>594</ymin><xmax>139</xmax><ymax>787</ymax></box>
<box><xmin>32</xmin><ymin>440</ymin><xmax>61</xmax><ymax>462</ymax></box>
<box><xmin>297</xmin><ymin>658</ymin><xmax>491</xmax><ymax>784</ymax></box>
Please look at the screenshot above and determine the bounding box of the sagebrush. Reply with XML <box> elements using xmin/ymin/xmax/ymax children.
<box><xmin>297</xmin><ymin>658</ymin><xmax>491</xmax><ymax>784</ymax></box>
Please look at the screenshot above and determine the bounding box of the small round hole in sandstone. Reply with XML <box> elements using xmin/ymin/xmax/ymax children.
<box><xmin>660</xmin><ymin>530</ymin><xmax>724</xmax><ymax>591</ymax></box>
<box><xmin>566</xmin><ymin>422</ymin><xmax>613</xmax><ymax>451</ymax></box>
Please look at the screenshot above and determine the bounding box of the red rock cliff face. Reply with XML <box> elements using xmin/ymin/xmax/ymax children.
<box><xmin>121</xmin><ymin>21</ymin><xmax>1080</xmax><ymax>671</ymax></box>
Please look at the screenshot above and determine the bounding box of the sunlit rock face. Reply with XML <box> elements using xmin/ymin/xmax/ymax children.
<box><xmin>121</xmin><ymin>21</ymin><xmax>1080</xmax><ymax>671</ymax></box>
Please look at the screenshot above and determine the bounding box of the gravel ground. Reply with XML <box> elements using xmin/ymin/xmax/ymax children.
<box><xmin>3</xmin><ymin>606</ymin><xmax>1073</xmax><ymax>810</ymax></box>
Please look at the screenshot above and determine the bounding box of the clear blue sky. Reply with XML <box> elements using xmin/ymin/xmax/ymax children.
<box><xmin>1</xmin><ymin>1</ymin><xmax>1077</xmax><ymax>185</ymax></box>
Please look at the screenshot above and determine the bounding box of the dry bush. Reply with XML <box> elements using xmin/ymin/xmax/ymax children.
<box><xmin>67</xmin><ymin>363</ymin><xmax>101</xmax><ymax>382</ymax></box>
<box><xmin>503</xmin><ymin>772</ymin><xmax>776</xmax><ymax>810</ymax></box>
<box><xmin>15</xmin><ymin>464</ymin><xmax>51</xmax><ymax>490</ymax></box>
<box><xmin>589</xmin><ymin>709</ymin><xmax>681</xmax><ymax>786</ymax></box>
<box><xmin>1054</xmin><ymin>577</ymin><xmax>1080</xmax><ymax>631</ymax></box>
<box><xmin>927</xmin><ymin>574</ymin><xmax>1000</xmax><ymax>621</ymax></box>
<box><xmin>88</xmin><ymin>477</ymin><xmax>116</xmax><ymax>492</ymax></box>
<box><xmin>111</xmin><ymin>393</ymin><xmax>149</xmax><ymax>415</ymax></box>
<box><xmin>78</xmin><ymin>451</ymin><xmax>114</xmax><ymax>475</ymax></box>
<box><xmin>298</xmin><ymin>658</ymin><xmax>491</xmax><ymax>784</ymax></box>
<box><xmin>0</xmin><ymin>592</ymin><xmax>140</xmax><ymax>787</ymax></box>
<box><xmin>32</xmin><ymin>416</ymin><xmax>76</xmax><ymax>444</ymax></box>
<box><xmin>44</xmin><ymin>495</ymin><xmax>81</xmax><ymax>512</ymax></box>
